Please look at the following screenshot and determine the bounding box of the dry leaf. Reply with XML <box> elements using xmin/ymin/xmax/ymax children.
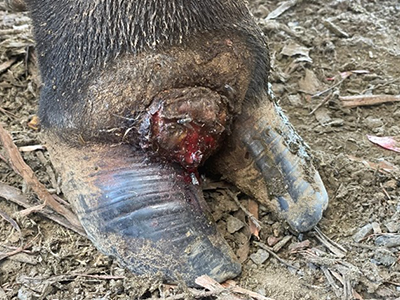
<box><xmin>27</xmin><ymin>115</ymin><xmax>41</xmax><ymax>130</ymax></box>
<box><xmin>248</xmin><ymin>199</ymin><xmax>260</xmax><ymax>239</ymax></box>
<box><xmin>367</xmin><ymin>135</ymin><xmax>400</xmax><ymax>153</ymax></box>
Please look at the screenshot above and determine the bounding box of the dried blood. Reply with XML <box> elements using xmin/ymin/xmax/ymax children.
<box><xmin>150</xmin><ymin>111</ymin><xmax>219</xmax><ymax>171</ymax></box>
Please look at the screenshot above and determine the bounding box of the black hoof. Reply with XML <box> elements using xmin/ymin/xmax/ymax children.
<box><xmin>211</xmin><ymin>97</ymin><xmax>329</xmax><ymax>232</ymax></box>
<box><xmin>47</xmin><ymin>139</ymin><xmax>241</xmax><ymax>286</ymax></box>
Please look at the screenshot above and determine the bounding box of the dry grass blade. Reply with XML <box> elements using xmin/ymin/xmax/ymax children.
<box><xmin>314</xmin><ymin>227</ymin><xmax>347</xmax><ymax>258</ymax></box>
<box><xmin>0</xmin><ymin>123</ymin><xmax>81</xmax><ymax>230</ymax></box>
<box><xmin>0</xmin><ymin>106</ymin><xmax>17</xmax><ymax>119</ymax></box>
<box><xmin>70</xmin><ymin>273</ymin><xmax>125</xmax><ymax>280</ymax></box>
<box><xmin>0</xmin><ymin>182</ymin><xmax>86</xmax><ymax>236</ymax></box>
<box><xmin>0</xmin><ymin>57</ymin><xmax>16</xmax><ymax>73</ymax></box>
<box><xmin>17</xmin><ymin>203</ymin><xmax>46</xmax><ymax>217</ymax></box>
<box><xmin>321</xmin><ymin>266</ymin><xmax>342</xmax><ymax>298</ymax></box>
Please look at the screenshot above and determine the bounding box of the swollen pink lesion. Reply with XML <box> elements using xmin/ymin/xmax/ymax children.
<box><xmin>142</xmin><ymin>87</ymin><xmax>229</xmax><ymax>172</ymax></box>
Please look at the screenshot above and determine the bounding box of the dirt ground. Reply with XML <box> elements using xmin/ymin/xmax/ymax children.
<box><xmin>1</xmin><ymin>0</ymin><xmax>400</xmax><ymax>299</ymax></box>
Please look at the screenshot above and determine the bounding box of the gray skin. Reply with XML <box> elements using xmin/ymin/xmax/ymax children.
<box><xmin>25</xmin><ymin>0</ymin><xmax>328</xmax><ymax>286</ymax></box>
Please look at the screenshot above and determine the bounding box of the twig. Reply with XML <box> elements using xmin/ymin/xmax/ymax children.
<box><xmin>323</xmin><ymin>19</ymin><xmax>349</xmax><ymax>38</ymax></box>
<box><xmin>254</xmin><ymin>242</ymin><xmax>299</xmax><ymax>270</ymax></box>
<box><xmin>380</xmin><ymin>183</ymin><xmax>391</xmax><ymax>200</ymax></box>
<box><xmin>248</xmin><ymin>199</ymin><xmax>260</xmax><ymax>239</ymax></box>
<box><xmin>339</xmin><ymin>94</ymin><xmax>400</xmax><ymax>108</ymax></box>
<box><xmin>312</xmin><ymin>76</ymin><xmax>348</xmax><ymax>98</ymax></box>
<box><xmin>265</xmin><ymin>0</ymin><xmax>303</xmax><ymax>20</ymax></box>
<box><xmin>0</xmin><ymin>123</ymin><xmax>81</xmax><ymax>230</ymax></box>
<box><xmin>0</xmin><ymin>209</ymin><xmax>21</xmax><ymax>233</ymax></box>
<box><xmin>150</xmin><ymin>290</ymin><xmax>218</xmax><ymax>300</ymax></box>
<box><xmin>309</xmin><ymin>92</ymin><xmax>333</xmax><ymax>115</ymax></box>
<box><xmin>0</xmin><ymin>233</ymin><xmax>40</xmax><ymax>261</ymax></box>
<box><xmin>225</xmin><ymin>190</ymin><xmax>262</xmax><ymax>231</ymax></box>
<box><xmin>195</xmin><ymin>275</ymin><xmax>275</xmax><ymax>300</ymax></box>
<box><xmin>272</xmin><ymin>235</ymin><xmax>292</xmax><ymax>252</ymax></box>
<box><xmin>0</xmin><ymin>182</ymin><xmax>86</xmax><ymax>236</ymax></box>
<box><xmin>70</xmin><ymin>273</ymin><xmax>125</xmax><ymax>280</ymax></box>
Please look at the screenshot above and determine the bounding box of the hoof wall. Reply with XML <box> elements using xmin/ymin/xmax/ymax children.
<box><xmin>46</xmin><ymin>140</ymin><xmax>241</xmax><ymax>286</ymax></box>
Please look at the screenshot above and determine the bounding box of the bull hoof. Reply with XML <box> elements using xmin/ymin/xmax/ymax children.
<box><xmin>43</xmin><ymin>86</ymin><xmax>242</xmax><ymax>286</ymax></box>
<box><xmin>27</xmin><ymin>0</ymin><xmax>328</xmax><ymax>286</ymax></box>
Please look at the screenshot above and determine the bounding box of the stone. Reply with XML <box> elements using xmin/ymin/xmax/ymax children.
<box><xmin>371</xmin><ymin>222</ymin><xmax>382</xmax><ymax>234</ymax></box>
<box><xmin>364</xmin><ymin>116</ymin><xmax>384</xmax><ymax>129</ymax></box>
<box><xmin>373</xmin><ymin>248</ymin><xmax>397</xmax><ymax>266</ymax></box>
<box><xmin>385</xmin><ymin>221</ymin><xmax>400</xmax><ymax>233</ymax></box>
<box><xmin>353</xmin><ymin>224</ymin><xmax>373</xmax><ymax>242</ymax></box>
<box><xmin>250</xmin><ymin>249</ymin><xmax>270</xmax><ymax>265</ymax></box>
<box><xmin>375</xmin><ymin>235</ymin><xmax>400</xmax><ymax>247</ymax></box>
<box><xmin>226</xmin><ymin>216</ymin><xmax>244</xmax><ymax>234</ymax></box>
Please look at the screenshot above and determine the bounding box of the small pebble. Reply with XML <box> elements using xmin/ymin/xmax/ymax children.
<box><xmin>287</xmin><ymin>94</ymin><xmax>303</xmax><ymax>107</ymax></box>
<box><xmin>226</xmin><ymin>216</ymin><xmax>244</xmax><ymax>234</ymax></box>
<box><xmin>375</xmin><ymin>235</ymin><xmax>400</xmax><ymax>247</ymax></box>
<box><xmin>0</xmin><ymin>289</ymin><xmax>7</xmax><ymax>300</ymax></box>
<box><xmin>18</xmin><ymin>287</ymin><xmax>33</xmax><ymax>300</ymax></box>
<box><xmin>388</xmin><ymin>125</ymin><xmax>400</xmax><ymax>135</ymax></box>
<box><xmin>371</xmin><ymin>222</ymin><xmax>382</xmax><ymax>234</ymax></box>
<box><xmin>256</xmin><ymin>287</ymin><xmax>267</xmax><ymax>296</ymax></box>
<box><xmin>364</xmin><ymin>116</ymin><xmax>384</xmax><ymax>130</ymax></box>
<box><xmin>383</xmin><ymin>179</ymin><xmax>398</xmax><ymax>191</ymax></box>
<box><xmin>373</xmin><ymin>248</ymin><xmax>397</xmax><ymax>266</ymax></box>
<box><xmin>249</xmin><ymin>249</ymin><xmax>270</xmax><ymax>265</ymax></box>
<box><xmin>385</xmin><ymin>221</ymin><xmax>400</xmax><ymax>233</ymax></box>
<box><xmin>353</xmin><ymin>223</ymin><xmax>373</xmax><ymax>242</ymax></box>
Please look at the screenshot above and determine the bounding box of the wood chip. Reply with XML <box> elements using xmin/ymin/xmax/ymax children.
<box><xmin>339</xmin><ymin>94</ymin><xmax>400</xmax><ymax>108</ymax></box>
<box><xmin>272</xmin><ymin>235</ymin><xmax>292</xmax><ymax>252</ymax></box>
<box><xmin>18</xmin><ymin>145</ymin><xmax>46</xmax><ymax>152</ymax></box>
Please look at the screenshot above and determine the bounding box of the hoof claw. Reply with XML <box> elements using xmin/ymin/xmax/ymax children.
<box><xmin>211</xmin><ymin>98</ymin><xmax>329</xmax><ymax>232</ymax></box>
<box><xmin>47</xmin><ymin>140</ymin><xmax>241</xmax><ymax>286</ymax></box>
